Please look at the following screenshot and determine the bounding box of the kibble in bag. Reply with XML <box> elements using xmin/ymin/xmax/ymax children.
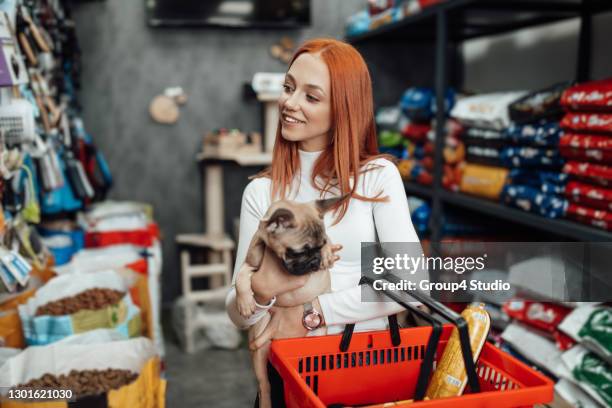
<box><xmin>18</xmin><ymin>270</ymin><xmax>141</xmax><ymax>346</ymax></box>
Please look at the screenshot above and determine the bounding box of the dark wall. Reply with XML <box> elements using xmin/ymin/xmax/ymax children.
<box><xmin>71</xmin><ymin>0</ymin><xmax>365</xmax><ymax>305</ymax></box>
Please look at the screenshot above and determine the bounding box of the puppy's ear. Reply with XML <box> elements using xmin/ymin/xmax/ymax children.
<box><xmin>262</xmin><ymin>208</ymin><xmax>296</xmax><ymax>233</ymax></box>
<box><xmin>314</xmin><ymin>194</ymin><xmax>350</xmax><ymax>217</ymax></box>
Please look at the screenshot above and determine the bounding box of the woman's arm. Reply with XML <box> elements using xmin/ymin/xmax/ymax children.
<box><xmin>225</xmin><ymin>180</ymin><xmax>276</xmax><ymax>329</ymax></box>
<box><xmin>318</xmin><ymin>161</ymin><xmax>426</xmax><ymax>326</ymax></box>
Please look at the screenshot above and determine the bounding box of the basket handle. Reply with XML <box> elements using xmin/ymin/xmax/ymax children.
<box><xmin>372</xmin><ymin>273</ymin><xmax>481</xmax><ymax>394</ymax></box>
<box><xmin>340</xmin><ymin>278</ymin><xmax>401</xmax><ymax>352</ymax></box>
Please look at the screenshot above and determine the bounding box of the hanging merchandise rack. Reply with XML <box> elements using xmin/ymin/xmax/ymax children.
<box><xmin>348</xmin><ymin>0</ymin><xmax>612</xmax><ymax>242</ymax></box>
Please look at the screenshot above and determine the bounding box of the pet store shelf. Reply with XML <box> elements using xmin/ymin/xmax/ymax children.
<box><xmin>404</xmin><ymin>182</ymin><xmax>612</xmax><ymax>240</ymax></box>
<box><xmin>347</xmin><ymin>0</ymin><xmax>612</xmax><ymax>43</ymax></box>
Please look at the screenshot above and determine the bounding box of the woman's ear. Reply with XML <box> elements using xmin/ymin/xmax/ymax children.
<box><xmin>314</xmin><ymin>194</ymin><xmax>350</xmax><ymax>216</ymax></box>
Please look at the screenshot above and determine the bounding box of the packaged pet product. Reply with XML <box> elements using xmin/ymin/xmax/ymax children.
<box><xmin>459</xmin><ymin>163</ymin><xmax>509</xmax><ymax>200</ymax></box>
<box><xmin>566</xmin><ymin>203</ymin><xmax>612</xmax><ymax>231</ymax></box>
<box><xmin>561</xmin><ymin>78</ymin><xmax>612</xmax><ymax>112</ymax></box>
<box><xmin>559</xmin><ymin>133</ymin><xmax>612</xmax><ymax>164</ymax></box>
<box><xmin>559</xmin><ymin>304</ymin><xmax>611</xmax><ymax>364</ymax></box>
<box><xmin>565</xmin><ymin>181</ymin><xmax>612</xmax><ymax>211</ymax></box>
<box><xmin>561</xmin><ymin>112</ymin><xmax>612</xmax><ymax>134</ymax></box>
<box><xmin>450</xmin><ymin>91</ymin><xmax>527</xmax><ymax>130</ymax></box>
<box><xmin>563</xmin><ymin>161</ymin><xmax>612</xmax><ymax>187</ymax></box>
<box><xmin>509</xmin><ymin>82</ymin><xmax>572</xmax><ymax>124</ymax></box>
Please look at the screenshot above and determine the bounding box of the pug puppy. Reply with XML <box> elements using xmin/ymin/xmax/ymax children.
<box><xmin>236</xmin><ymin>196</ymin><xmax>343</xmax><ymax>408</ymax></box>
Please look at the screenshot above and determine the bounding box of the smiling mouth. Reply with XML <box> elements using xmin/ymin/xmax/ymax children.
<box><xmin>282</xmin><ymin>114</ymin><xmax>305</xmax><ymax>125</ymax></box>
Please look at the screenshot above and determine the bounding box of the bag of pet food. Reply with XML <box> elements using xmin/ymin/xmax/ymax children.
<box><xmin>450</xmin><ymin>91</ymin><xmax>527</xmax><ymax>130</ymax></box>
<box><xmin>561</xmin><ymin>112</ymin><xmax>612</xmax><ymax>134</ymax></box>
<box><xmin>559</xmin><ymin>346</ymin><xmax>611</xmax><ymax>407</ymax></box>
<box><xmin>561</xmin><ymin>78</ymin><xmax>612</xmax><ymax>112</ymax></box>
<box><xmin>18</xmin><ymin>270</ymin><xmax>141</xmax><ymax>346</ymax></box>
<box><xmin>559</xmin><ymin>304</ymin><xmax>611</xmax><ymax>365</ymax></box>
<box><xmin>459</xmin><ymin>163</ymin><xmax>509</xmax><ymax>200</ymax></box>
<box><xmin>0</xmin><ymin>337</ymin><xmax>165</xmax><ymax>408</ymax></box>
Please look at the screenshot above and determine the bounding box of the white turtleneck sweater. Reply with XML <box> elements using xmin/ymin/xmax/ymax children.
<box><xmin>225</xmin><ymin>149</ymin><xmax>423</xmax><ymax>335</ymax></box>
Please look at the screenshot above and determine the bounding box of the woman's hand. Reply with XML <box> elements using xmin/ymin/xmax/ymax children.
<box><xmin>250</xmin><ymin>244</ymin><xmax>342</xmax><ymax>304</ymax></box>
<box><xmin>249</xmin><ymin>304</ymin><xmax>308</xmax><ymax>350</ymax></box>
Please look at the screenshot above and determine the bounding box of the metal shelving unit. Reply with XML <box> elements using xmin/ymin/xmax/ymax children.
<box><xmin>348</xmin><ymin>0</ymin><xmax>612</xmax><ymax>242</ymax></box>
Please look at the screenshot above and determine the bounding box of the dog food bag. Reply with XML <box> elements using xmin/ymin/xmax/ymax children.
<box><xmin>459</xmin><ymin>163</ymin><xmax>509</xmax><ymax>200</ymax></box>
<box><xmin>0</xmin><ymin>337</ymin><xmax>165</xmax><ymax>408</ymax></box>
<box><xmin>425</xmin><ymin>303</ymin><xmax>491</xmax><ymax>399</ymax></box>
<box><xmin>561</xmin><ymin>112</ymin><xmax>612</xmax><ymax>134</ymax></box>
<box><xmin>18</xmin><ymin>270</ymin><xmax>141</xmax><ymax>346</ymax></box>
<box><xmin>565</xmin><ymin>181</ymin><xmax>612</xmax><ymax>211</ymax></box>
<box><xmin>566</xmin><ymin>203</ymin><xmax>612</xmax><ymax>231</ymax></box>
<box><xmin>560</xmin><ymin>346</ymin><xmax>612</xmax><ymax>407</ymax></box>
<box><xmin>559</xmin><ymin>304</ymin><xmax>611</xmax><ymax>365</ymax></box>
<box><xmin>561</xmin><ymin>78</ymin><xmax>612</xmax><ymax>112</ymax></box>
<box><xmin>450</xmin><ymin>91</ymin><xmax>527</xmax><ymax>130</ymax></box>
<box><xmin>509</xmin><ymin>82</ymin><xmax>571</xmax><ymax>124</ymax></box>
<box><xmin>563</xmin><ymin>161</ymin><xmax>612</xmax><ymax>188</ymax></box>
<box><xmin>560</xmin><ymin>133</ymin><xmax>612</xmax><ymax>165</ymax></box>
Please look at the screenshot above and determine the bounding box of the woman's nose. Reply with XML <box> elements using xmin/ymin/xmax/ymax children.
<box><xmin>283</xmin><ymin>92</ymin><xmax>299</xmax><ymax>111</ymax></box>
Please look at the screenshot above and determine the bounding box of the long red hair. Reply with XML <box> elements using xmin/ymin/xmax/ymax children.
<box><xmin>254</xmin><ymin>38</ymin><xmax>391</xmax><ymax>224</ymax></box>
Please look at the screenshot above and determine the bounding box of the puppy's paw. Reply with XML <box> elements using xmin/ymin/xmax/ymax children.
<box><xmin>237</xmin><ymin>294</ymin><xmax>257</xmax><ymax>318</ymax></box>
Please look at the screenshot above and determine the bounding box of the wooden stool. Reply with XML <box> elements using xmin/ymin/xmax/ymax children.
<box><xmin>176</xmin><ymin>232</ymin><xmax>234</xmax><ymax>353</ymax></box>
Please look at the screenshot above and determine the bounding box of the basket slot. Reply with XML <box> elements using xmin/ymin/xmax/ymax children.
<box><xmin>313</xmin><ymin>375</ymin><xmax>319</xmax><ymax>395</ymax></box>
<box><xmin>359</xmin><ymin>351</ymin><xmax>364</xmax><ymax>367</ymax></box>
<box><xmin>321</xmin><ymin>355</ymin><xmax>326</xmax><ymax>371</ymax></box>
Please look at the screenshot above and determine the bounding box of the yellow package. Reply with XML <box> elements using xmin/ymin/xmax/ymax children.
<box><xmin>459</xmin><ymin>164</ymin><xmax>508</xmax><ymax>200</ymax></box>
<box><xmin>1</xmin><ymin>358</ymin><xmax>165</xmax><ymax>408</ymax></box>
<box><xmin>425</xmin><ymin>303</ymin><xmax>490</xmax><ymax>399</ymax></box>
<box><xmin>0</xmin><ymin>310</ymin><xmax>25</xmax><ymax>348</ymax></box>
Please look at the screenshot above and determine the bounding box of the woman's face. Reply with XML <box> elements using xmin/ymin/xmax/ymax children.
<box><xmin>279</xmin><ymin>52</ymin><xmax>332</xmax><ymax>152</ymax></box>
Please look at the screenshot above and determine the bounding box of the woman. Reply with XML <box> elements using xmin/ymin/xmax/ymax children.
<box><xmin>226</xmin><ymin>38</ymin><xmax>424</xmax><ymax>406</ymax></box>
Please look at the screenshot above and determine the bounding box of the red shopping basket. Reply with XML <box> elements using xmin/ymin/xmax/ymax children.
<box><xmin>269</xmin><ymin>275</ymin><xmax>553</xmax><ymax>408</ymax></box>
<box><xmin>270</xmin><ymin>325</ymin><xmax>553</xmax><ymax>407</ymax></box>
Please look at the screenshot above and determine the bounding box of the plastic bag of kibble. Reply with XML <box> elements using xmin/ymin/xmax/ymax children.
<box><xmin>0</xmin><ymin>337</ymin><xmax>165</xmax><ymax>408</ymax></box>
<box><xmin>18</xmin><ymin>270</ymin><xmax>141</xmax><ymax>346</ymax></box>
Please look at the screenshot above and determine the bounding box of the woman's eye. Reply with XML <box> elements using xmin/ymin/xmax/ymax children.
<box><xmin>283</xmin><ymin>84</ymin><xmax>293</xmax><ymax>93</ymax></box>
<box><xmin>306</xmin><ymin>94</ymin><xmax>319</xmax><ymax>102</ymax></box>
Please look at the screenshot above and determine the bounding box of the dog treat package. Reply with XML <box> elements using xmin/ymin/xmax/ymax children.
<box><xmin>0</xmin><ymin>337</ymin><xmax>165</xmax><ymax>408</ymax></box>
<box><xmin>509</xmin><ymin>82</ymin><xmax>572</xmax><ymax>124</ymax></box>
<box><xmin>505</xmin><ymin>122</ymin><xmax>563</xmax><ymax>147</ymax></box>
<box><xmin>18</xmin><ymin>270</ymin><xmax>142</xmax><ymax>346</ymax></box>
<box><xmin>501</xmin><ymin>185</ymin><xmax>568</xmax><ymax>218</ymax></box>
<box><xmin>559</xmin><ymin>304</ymin><xmax>612</xmax><ymax>365</ymax></box>
<box><xmin>565</xmin><ymin>181</ymin><xmax>612</xmax><ymax>211</ymax></box>
<box><xmin>425</xmin><ymin>303</ymin><xmax>490</xmax><ymax>399</ymax></box>
<box><xmin>450</xmin><ymin>91</ymin><xmax>528</xmax><ymax>130</ymax></box>
<box><xmin>559</xmin><ymin>133</ymin><xmax>612</xmax><ymax>164</ymax></box>
<box><xmin>561</xmin><ymin>112</ymin><xmax>612</xmax><ymax>135</ymax></box>
<box><xmin>559</xmin><ymin>346</ymin><xmax>612</xmax><ymax>407</ymax></box>
<box><xmin>459</xmin><ymin>163</ymin><xmax>509</xmax><ymax>200</ymax></box>
<box><xmin>563</xmin><ymin>161</ymin><xmax>612</xmax><ymax>187</ymax></box>
<box><xmin>561</xmin><ymin>78</ymin><xmax>612</xmax><ymax>112</ymax></box>
<box><xmin>566</xmin><ymin>203</ymin><xmax>612</xmax><ymax>231</ymax></box>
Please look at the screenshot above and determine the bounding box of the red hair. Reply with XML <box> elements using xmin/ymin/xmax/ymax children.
<box><xmin>254</xmin><ymin>38</ymin><xmax>392</xmax><ymax>224</ymax></box>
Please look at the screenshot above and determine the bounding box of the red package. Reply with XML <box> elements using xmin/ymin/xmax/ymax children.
<box><xmin>503</xmin><ymin>299</ymin><xmax>572</xmax><ymax>334</ymax></box>
<box><xmin>561</xmin><ymin>112</ymin><xmax>612</xmax><ymax>134</ymax></box>
<box><xmin>401</xmin><ymin>122</ymin><xmax>431</xmax><ymax>142</ymax></box>
<box><xmin>559</xmin><ymin>133</ymin><xmax>612</xmax><ymax>164</ymax></box>
<box><xmin>563</xmin><ymin>161</ymin><xmax>612</xmax><ymax>187</ymax></box>
<box><xmin>565</xmin><ymin>181</ymin><xmax>612</xmax><ymax>211</ymax></box>
<box><xmin>368</xmin><ymin>0</ymin><xmax>394</xmax><ymax>15</ymax></box>
<box><xmin>561</xmin><ymin>78</ymin><xmax>612</xmax><ymax>112</ymax></box>
<box><xmin>566</xmin><ymin>203</ymin><xmax>612</xmax><ymax>231</ymax></box>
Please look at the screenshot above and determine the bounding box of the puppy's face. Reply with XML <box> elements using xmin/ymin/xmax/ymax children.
<box><xmin>260</xmin><ymin>196</ymin><xmax>344</xmax><ymax>276</ymax></box>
